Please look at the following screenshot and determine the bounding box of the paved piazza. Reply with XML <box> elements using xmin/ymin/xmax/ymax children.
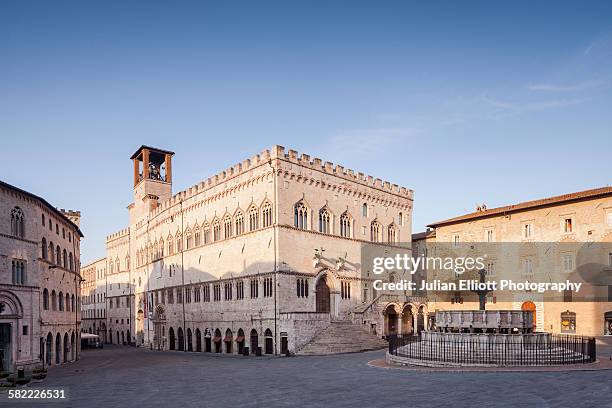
<box><xmin>6</xmin><ymin>342</ymin><xmax>611</xmax><ymax>408</ymax></box>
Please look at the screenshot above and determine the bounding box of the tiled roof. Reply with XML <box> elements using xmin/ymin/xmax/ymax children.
<box><xmin>427</xmin><ymin>186</ymin><xmax>612</xmax><ymax>228</ymax></box>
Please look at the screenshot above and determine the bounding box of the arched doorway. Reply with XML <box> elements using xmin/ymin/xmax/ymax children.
<box><xmin>383</xmin><ymin>304</ymin><xmax>398</xmax><ymax>336</ymax></box>
<box><xmin>316</xmin><ymin>275</ymin><xmax>331</xmax><ymax>313</ymax></box>
<box><xmin>195</xmin><ymin>329</ymin><xmax>202</xmax><ymax>352</ymax></box>
<box><xmin>55</xmin><ymin>333</ymin><xmax>61</xmax><ymax>364</ymax></box>
<box><xmin>116</xmin><ymin>331</ymin><xmax>119</xmax><ymax>344</ymax></box>
<box><xmin>264</xmin><ymin>328</ymin><xmax>273</xmax><ymax>355</ymax></box>
<box><xmin>401</xmin><ymin>305</ymin><xmax>414</xmax><ymax>335</ymax></box>
<box><xmin>126</xmin><ymin>330</ymin><xmax>131</xmax><ymax>345</ymax></box>
<box><xmin>187</xmin><ymin>328</ymin><xmax>193</xmax><ymax>351</ymax></box>
<box><xmin>236</xmin><ymin>329</ymin><xmax>245</xmax><ymax>354</ymax></box>
<box><xmin>168</xmin><ymin>327</ymin><xmax>176</xmax><ymax>350</ymax></box>
<box><xmin>417</xmin><ymin>306</ymin><xmax>426</xmax><ymax>333</ymax></box>
<box><xmin>121</xmin><ymin>331</ymin><xmax>125</xmax><ymax>345</ymax></box>
<box><xmin>224</xmin><ymin>329</ymin><xmax>233</xmax><ymax>354</ymax></box>
<box><xmin>521</xmin><ymin>301</ymin><xmax>537</xmax><ymax>331</ymax></box>
<box><xmin>70</xmin><ymin>332</ymin><xmax>75</xmax><ymax>360</ymax></box>
<box><xmin>178</xmin><ymin>328</ymin><xmax>184</xmax><ymax>351</ymax></box>
<box><xmin>213</xmin><ymin>329</ymin><xmax>222</xmax><ymax>353</ymax></box>
<box><xmin>153</xmin><ymin>305</ymin><xmax>166</xmax><ymax>350</ymax></box>
<box><xmin>63</xmin><ymin>333</ymin><xmax>69</xmax><ymax>362</ymax></box>
<box><xmin>250</xmin><ymin>329</ymin><xmax>259</xmax><ymax>354</ymax></box>
<box><xmin>45</xmin><ymin>333</ymin><xmax>52</xmax><ymax>365</ymax></box>
<box><xmin>205</xmin><ymin>329</ymin><xmax>212</xmax><ymax>352</ymax></box>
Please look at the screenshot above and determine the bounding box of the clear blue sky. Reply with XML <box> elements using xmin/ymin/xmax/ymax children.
<box><xmin>1</xmin><ymin>1</ymin><xmax>611</xmax><ymax>263</ymax></box>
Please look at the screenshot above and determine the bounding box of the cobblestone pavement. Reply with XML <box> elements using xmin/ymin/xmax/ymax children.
<box><xmin>5</xmin><ymin>341</ymin><xmax>612</xmax><ymax>408</ymax></box>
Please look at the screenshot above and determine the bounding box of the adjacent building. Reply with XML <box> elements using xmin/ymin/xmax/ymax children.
<box><xmin>423</xmin><ymin>186</ymin><xmax>612</xmax><ymax>336</ymax></box>
<box><xmin>0</xmin><ymin>180</ymin><xmax>83</xmax><ymax>373</ymax></box>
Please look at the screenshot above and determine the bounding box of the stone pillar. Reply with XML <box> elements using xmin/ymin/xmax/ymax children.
<box><xmin>165</xmin><ymin>154</ymin><xmax>172</xmax><ymax>183</ymax></box>
<box><xmin>398</xmin><ymin>311</ymin><xmax>403</xmax><ymax>335</ymax></box>
<box><xmin>133</xmin><ymin>159</ymin><xmax>139</xmax><ymax>187</ymax></box>
<box><xmin>423</xmin><ymin>312</ymin><xmax>428</xmax><ymax>332</ymax></box>
<box><xmin>143</xmin><ymin>149</ymin><xmax>150</xmax><ymax>180</ymax></box>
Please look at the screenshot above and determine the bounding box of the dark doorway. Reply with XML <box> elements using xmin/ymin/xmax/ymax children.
<box><xmin>178</xmin><ymin>328</ymin><xmax>185</xmax><ymax>351</ymax></box>
<box><xmin>237</xmin><ymin>329</ymin><xmax>245</xmax><ymax>354</ymax></box>
<box><xmin>281</xmin><ymin>336</ymin><xmax>288</xmax><ymax>355</ymax></box>
<box><xmin>195</xmin><ymin>329</ymin><xmax>202</xmax><ymax>352</ymax></box>
<box><xmin>316</xmin><ymin>275</ymin><xmax>331</xmax><ymax>313</ymax></box>
<box><xmin>205</xmin><ymin>337</ymin><xmax>212</xmax><ymax>352</ymax></box>
<box><xmin>187</xmin><ymin>328</ymin><xmax>193</xmax><ymax>351</ymax></box>
<box><xmin>169</xmin><ymin>327</ymin><xmax>176</xmax><ymax>350</ymax></box>
<box><xmin>264</xmin><ymin>329</ymin><xmax>273</xmax><ymax>355</ymax></box>
<box><xmin>250</xmin><ymin>329</ymin><xmax>258</xmax><ymax>354</ymax></box>
<box><xmin>55</xmin><ymin>333</ymin><xmax>61</xmax><ymax>364</ymax></box>
<box><xmin>0</xmin><ymin>324</ymin><xmax>11</xmax><ymax>372</ymax></box>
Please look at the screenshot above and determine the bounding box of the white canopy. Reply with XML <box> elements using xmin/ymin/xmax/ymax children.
<box><xmin>81</xmin><ymin>333</ymin><xmax>100</xmax><ymax>340</ymax></box>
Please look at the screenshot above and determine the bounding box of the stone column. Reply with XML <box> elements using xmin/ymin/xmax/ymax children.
<box><xmin>165</xmin><ymin>154</ymin><xmax>172</xmax><ymax>183</ymax></box>
<box><xmin>398</xmin><ymin>310</ymin><xmax>403</xmax><ymax>335</ymax></box>
<box><xmin>133</xmin><ymin>159</ymin><xmax>139</xmax><ymax>187</ymax></box>
<box><xmin>143</xmin><ymin>149</ymin><xmax>150</xmax><ymax>180</ymax></box>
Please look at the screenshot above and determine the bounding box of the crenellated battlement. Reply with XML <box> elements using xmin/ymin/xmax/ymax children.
<box><xmin>142</xmin><ymin>144</ymin><xmax>412</xmax><ymax>221</ymax></box>
<box><xmin>271</xmin><ymin>145</ymin><xmax>412</xmax><ymax>198</ymax></box>
<box><xmin>106</xmin><ymin>227</ymin><xmax>130</xmax><ymax>242</ymax></box>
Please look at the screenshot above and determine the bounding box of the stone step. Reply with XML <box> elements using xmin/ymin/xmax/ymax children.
<box><xmin>297</xmin><ymin>321</ymin><xmax>387</xmax><ymax>356</ymax></box>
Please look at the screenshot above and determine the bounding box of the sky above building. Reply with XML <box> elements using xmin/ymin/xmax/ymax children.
<box><xmin>1</xmin><ymin>1</ymin><xmax>611</xmax><ymax>263</ymax></box>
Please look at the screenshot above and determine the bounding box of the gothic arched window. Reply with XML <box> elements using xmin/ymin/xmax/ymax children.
<box><xmin>370</xmin><ymin>221</ymin><xmax>382</xmax><ymax>242</ymax></box>
<box><xmin>175</xmin><ymin>232</ymin><xmax>182</xmax><ymax>252</ymax></box>
<box><xmin>158</xmin><ymin>238</ymin><xmax>164</xmax><ymax>258</ymax></box>
<box><xmin>248</xmin><ymin>206</ymin><xmax>259</xmax><ymax>231</ymax></box>
<box><xmin>62</xmin><ymin>249</ymin><xmax>67</xmax><ymax>269</ymax></box>
<box><xmin>340</xmin><ymin>212</ymin><xmax>351</xmax><ymax>238</ymax></box>
<box><xmin>319</xmin><ymin>207</ymin><xmax>331</xmax><ymax>234</ymax></box>
<box><xmin>185</xmin><ymin>228</ymin><xmax>192</xmax><ymax>250</ymax></box>
<box><xmin>223</xmin><ymin>215</ymin><xmax>233</xmax><ymax>239</ymax></box>
<box><xmin>11</xmin><ymin>206</ymin><xmax>25</xmax><ymax>238</ymax></box>
<box><xmin>194</xmin><ymin>225</ymin><xmax>201</xmax><ymax>246</ymax></box>
<box><xmin>235</xmin><ymin>211</ymin><xmax>244</xmax><ymax>235</ymax></box>
<box><xmin>69</xmin><ymin>252</ymin><xmax>74</xmax><ymax>271</ymax></box>
<box><xmin>203</xmin><ymin>222</ymin><xmax>211</xmax><ymax>244</ymax></box>
<box><xmin>362</xmin><ymin>203</ymin><xmax>368</xmax><ymax>217</ymax></box>
<box><xmin>388</xmin><ymin>224</ymin><xmax>397</xmax><ymax>243</ymax></box>
<box><xmin>167</xmin><ymin>235</ymin><xmax>174</xmax><ymax>255</ymax></box>
<box><xmin>56</xmin><ymin>245</ymin><xmax>61</xmax><ymax>266</ymax></box>
<box><xmin>213</xmin><ymin>219</ymin><xmax>221</xmax><ymax>241</ymax></box>
<box><xmin>294</xmin><ymin>201</ymin><xmax>308</xmax><ymax>229</ymax></box>
<box><xmin>262</xmin><ymin>202</ymin><xmax>273</xmax><ymax>227</ymax></box>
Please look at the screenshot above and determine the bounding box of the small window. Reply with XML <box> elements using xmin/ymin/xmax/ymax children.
<box><xmin>22</xmin><ymin>326</ymin><xmax>28</xmax><ymax>335</ymax></box>
<box><xmin>362</xmin><ymin>203</ymin><xmax>368</xmax><ymax>217</ymax></box>
<box><xmin>563</xmin><ymin>218</ymin><xmax>573</xmax><ymax>233</ymax></box>
<box><xmin>453</xmin><ymin>234</ymin><xmax>460</xmax><ymax>247</ymax></box>
<box><xmin>523</xmin><ymin>223</ymin><xmax>533</xmax><ymax>239</ymax></box>
<box><xmin>485</xmin><ymin>229</ymin><xmax>494</xmax><ymax>243</ymax></box>
<box><xmin>522</xmin><ymin>259</ymin><xmax>533</xmax><ymax>275</ymax></box>
<box><xmin>398</xmin><ymin>212</ymin><xmax>403</xmax><ymax>226</ymax></box>
<box><xmin>562</xmin><ymin>254</ymin><xmax>574</xmax><ymax>272</ymax></box>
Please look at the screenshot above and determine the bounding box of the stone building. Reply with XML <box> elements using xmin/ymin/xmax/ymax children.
<box><xmin>80</xmin><ymin>258</ymin><xmax>107</xmax><ymax>341</ymax></box>
<box><xmin>0</xmin><ymin>180</ymin><xmax>83</xmax><ymax>373</ymax></box>
<box><xmin>82</xmin><ymin>145</ymin><xmax>414</xmax><ymax>355</ymax></box>
<box><xmin>423</xmin><ymin>186</ymin><xmax>612</xmax><ymax>336</ymax></box>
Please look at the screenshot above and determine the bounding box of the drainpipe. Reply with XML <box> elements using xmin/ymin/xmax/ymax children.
<box><xmin>180</xmin><ymin>200</ymin><xmax>186</xmax><ymax>351</ymax></box>
<box><xmin>269</xmin><ymin>159</ymin><xmax>278</xmax><ymax>356</ymax></box>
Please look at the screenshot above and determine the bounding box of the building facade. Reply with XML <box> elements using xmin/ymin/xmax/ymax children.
<box><xmin>83</xmin><ymin>145</ymin><xmax>414</xmax><ymax>355</ymax></box>
<box><xmin>80</xmin><ymin>258</ymin><xmax>107</xmax><ymax>341</ymax></box>
<box><xmin>0</xmin><ymin>180</ymin><xmax>83</xmax><ymax>373</ymax></box>
<box><xmin>423</xmin><ymin>187</ymin><xmax>612</xmax><ymax>336</ymax></box>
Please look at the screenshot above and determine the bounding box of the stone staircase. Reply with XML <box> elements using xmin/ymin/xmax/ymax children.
<box><xmin>297</xmin><ymin>321</ymin><xmax>388</xmax><ymax>356</ymax></box>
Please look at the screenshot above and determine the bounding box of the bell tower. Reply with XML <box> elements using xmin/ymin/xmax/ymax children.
<box><xmin>129</xmin><ymin>145</ymin><xmax>175</xmax><ymax>221</ymax></box>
